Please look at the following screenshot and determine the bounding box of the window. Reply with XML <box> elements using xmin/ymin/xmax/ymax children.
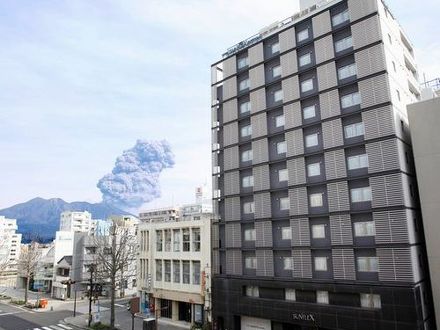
<box><xmin>274</xmin><ymin>89</ymin><xmax>283</xmax><ymax>102</ymax></box>
<box><xmin>173</xmin><ymin>260</ymin><xmax>180</xmax><ymax>283</ymax></box>
<box><xmin>396</xmin><ymin>89</ymin><xmax>401</xmax><ymax>101</ymax></box>
<box><xmin>277</xmin><ymin>141</ymin><xmax>287</xmax><ymax>154</ymax></box>
<box><xmin>193</xmin><ymin>261</ymin><xmax>201</xmax><ymax>285</ymax></box>
<box><xmin>335</xmin><ymin>35</ymin><xmax>353</xmax><ymax>52</ymax></box>
<box><xmin>173</xmin><ymin>229</ymin><xmax>180</xmax><ymax>252</ymax></box>
<box><xmin>303</xmin><ymin>105</ymin><xmax>316</xmax><ymax>119</ymax></box>
<box><xmin>347</xmin><ymin>154</ymin><xmax>368</xmax><ymax>170</ymax></box>
<box><xmin>317</xmin><ymin>291</ymin><xmax>329</xmax><ymax>304</ymax></box>
<box><xmin>392</xmin><ymin>61</ymin><xmax>396</xmax><ymax>72</ymax></box>
<box><xmin>338</xmin><ymin>63</ymin><xmax>357</xmax><ymax>80</ymax></box>
<box><xmin>164</xmin><ymin>230</ymin><xmax>171</xmax><ymax>252</ymax></box>
<box><xmin>344</xmin><ymin>122</ymin><xmax>364</xmax><ymax>138</ymax></box>
<box><xmin>360</xmin><ymin>294</ymin><xmax>381</xmax><ymax>309</ymax></box>
<box><xmin>312</xmin><ymin>224</ymin><xmax>326</xmax><ymax>239</ymax></box>
<box><xmin>332</xmin><ymin>9</ymin><xmax>349</xmax><ymax>26</ymax></box>
<box><xmin>156</xmin><ymin>230</ymin><xmax>163</xmax><ymax>252</ymax></box>
<box><xmin>305</xmin><ymin>133</ymin><xmax>319</xmax><ymax>147</ymax></box>
<box><xmin>310</xmin><ymin>193</ymin><xmax>323</xmax><ymax>207</ymax></box>
<box><xmin>272</xmin><ymin>65</ymin><xmax>282</xmax><ymax>78</ymax></box>
<box><xmin>244</xmin><ymin>228</ymin><xmax>256</xmax><ymax>241</ymax></box>
<box><xmin>182</xmin><ymin>228</ymin><xmax>190</xmax><ymax>251</ymax></box>
<box><xmin>242</xmin><ymin>175</ymin><xmax>254</xmax><ymax>188</ymax></box>
<box><xmin>351</xmin><ymin>187</ymin><xmax>372</xmax><ymax>203</ymax></box>
<box><xmin>271</xmin><ymin>42</ymin><xmax>280</xmax><ymax>54</ymax></box>
<box><xmin>241</xmin><ymin>150</ymin><xmax>253</xmax><ymax>162</ymax></box>
<box><xmin>297</xmin><ymin>28</ymin><xmax>309</xmax><ymax>42</ymax></box>
<box><xmin>243</xmin><ymin>201</ymin><xmax>255</xmax><ymax>214</ymax></box>
<box><xmin>192</xmin><ymin>228</ymin><xmax>201</xmax><ymax>252</ymax></box>
<box><xmin>285</xmin><ymin>289</ymin><xmax>296</xmax><ymax>301</ymax></box>
<box><xmin>354</xmin><ymin>221</ymin><xmax>375</xmax><ymax>237</ymax></box>
<box><xmin>357</xmin><ymin>257</ymin><xmax>378</xmax><ymax>272</ymax></box>
<box><xmin>307</xmin><ymin>163</ymin><xmax>320</xmax><ymax>177</ymax></box>
<box><xmin>301</xmin><ymin>79</ymin><xmax>314</xmax><ymax>93</ymax></box>
<box><xmin>182</xmin><ymin>261</ymin><xmax>190</xmax><ymax>284</ymax></box>
<box><xmin>388</xmin><ymin>33</ymin><xmax>392</xmax><ymax>44</ymax></box>
<box><xmin>241</xmin><ymin>125</ymin><xmax>252</xmax><ymax>138</ymax></box>
<box><xmin>245</xmin><ymin>256</ymin><xmax>257</xmax><ymax>269</ymax></box>
<box><xmin>341</xmin><ymin>92</ymin><xmax>361</xmax><ymax>108</ymax></box>
<box><xmin>240</xmin><ymin>101</ymin><xmax>251</xmax><ymax>114</ymax></box>
<box><xmin>299</xmin><ymin>53</ymin><xmax>312</xmax><ymax>67</ymax></box>
<box><xmin>245</xmin><ymin>286</ymin><xmax>259</xmax><ymax>297</ymax></box>
<box><xmin>314</xmin><ymin>257</ymin><xmax>328</xmax><ymax>271</ymax></box>
<box><xmin>237</xmin><ymin>57</ymin><xmax>249</xmax><ymax>69</ymax></box>
<box><xmin>156</xmin><ymin>260</ymin><xmax>162</xmax><ymax>281</ymax></box>
<box><xmin>281</xmin><ymin>227</ymin><xmax>292</xmax><ymax>240</ymax></box>
<box><xmin>283</xmin><ymin>257</ymin><xmax>293</xmax><ymax>270</ymax></box>
<box><xmin>239</xmin><ymin>78</ymin><xmax>250</xmax><ymax>91</ymax></box>
<box><xmin>275</xmin><ymin>114</ymin><xmax>285</xmax><ymax>127</ymax></box>
<box><xmin>164</xmin><ymin>260</ymin><xmax>171</xmax><ymax>282</ymax></box>
<box><xmin>279</xmin><ymin>197</ymin><xmax>290</xmax><ymax>211</ymax></box>
<box><xmin>278</xmin><ymin>169</ymin><xmax>288</xmax><ymax>182</ymax></box>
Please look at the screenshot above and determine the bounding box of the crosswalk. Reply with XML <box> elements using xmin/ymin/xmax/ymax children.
<box><xmin>30</xmin><ymin>324</ymin><xmax>72</xmax><ymax>330</ymax></box>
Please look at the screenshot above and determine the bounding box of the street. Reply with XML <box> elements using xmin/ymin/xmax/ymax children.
<box><xmin>0</xmin><ymin>297</ymin><xmax>186</xmax><ymax>330</ymax></box>
<box><xmin>0</xmin><ymin>301</ymin><xmax>74</xmax><ymax>330</ymax></box>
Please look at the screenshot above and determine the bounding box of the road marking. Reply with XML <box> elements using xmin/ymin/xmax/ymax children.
<box><xmin>57</xmin><ymin>324</ymin><xmax>72</xmax><ymax>329</ymax></box>
<box><xmin>0</xmin><ymin>311</ymin><xmax>22</xmax><ymax>316</ymax></box>
<box><xmin>49</xmin><ymin>326</ymin><xmax>64</xmax><ymax>330</ymax></box>
<box><xmin>42</xmin><ymin>327</ymin><xmax>52</xmax><ymax>330</ymax></box>
<box><xmin>115</xmin><ymin>303</ymin><xmax>126</xmax><ymax>307</ymax></box>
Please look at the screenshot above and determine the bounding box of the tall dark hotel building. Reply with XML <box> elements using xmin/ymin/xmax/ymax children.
<box><xmin>210</xmin><ymin>0</ymin><xmax>434</xmax><ymax>329</ymax></box>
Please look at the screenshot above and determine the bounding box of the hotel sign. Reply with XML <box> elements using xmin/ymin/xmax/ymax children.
<box><xmin>292</xmin><ymin>312</ymin><xmax>317</xmax><ymax>323</ymax></box>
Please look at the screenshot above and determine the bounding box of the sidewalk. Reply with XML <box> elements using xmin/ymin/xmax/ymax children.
<box><xmin>64</xmin><ymin>311</ymin><xmax>191</xmax><ymax>330</ymax></box>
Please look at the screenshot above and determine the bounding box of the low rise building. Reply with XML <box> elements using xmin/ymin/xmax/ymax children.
<box><xmin>137</xmin><ymin>191</ymin><xmax>212</xmax><ymax>327</ymax></box>
<box><xmin>52</xmin><ymin>256</ymin><xmax>73</xmax><ymax>299</ymax></box>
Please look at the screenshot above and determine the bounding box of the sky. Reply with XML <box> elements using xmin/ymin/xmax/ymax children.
<box><xmin>0</xmin><ymin>0</ymin><xmax>439</xmax><ymax>211</ymax></box>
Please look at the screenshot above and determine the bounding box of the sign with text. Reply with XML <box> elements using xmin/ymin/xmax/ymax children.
<box><xmin>292</xmin><ymin>312</ymin><xmax>317</xmax><ymax>323</ymax></box>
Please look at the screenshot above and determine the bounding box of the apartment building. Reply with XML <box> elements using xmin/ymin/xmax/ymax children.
<box><xmin>408</xmin><ymin>90</ymin><xmax>440</xmax><ymax>330</ymax></box>
<box><xmin>211</xmin><ymin>0</ymin><xmax>434</xmax><ymax>329</ymax></box>
<box><xmin>137</xmin><ymin>200</ymin><xmax>212</xmax><ymax>327</ymax></box>
<box><xmin>0</xmin><ymin>216</ymin><xmax>22</xmax><ymax>287</ymax></box>
<box><xmin>60</xmin><ymin>211</ymin><xmax>94</xmax><ymax>233</ymax></box>
<box><xmin>71</xmin><ymin>216</ymin><xmax>138</xmax><ymax>298</ymax></box>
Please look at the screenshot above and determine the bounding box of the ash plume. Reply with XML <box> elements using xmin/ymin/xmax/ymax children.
<box><xmin>97</xmin><ymin>140</ymin><xmax>175</xmax><ymax>209</ymax></box>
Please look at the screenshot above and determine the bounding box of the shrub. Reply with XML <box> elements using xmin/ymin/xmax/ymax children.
<box><xmin>10</xmin><ymin>300</ymin><xmax>25</xmax><ymax>305</ymax></box>
<box><xmin>91</xmin><ymin>322</ymin><xmax>118</xmax><ymax>330</ymax></box>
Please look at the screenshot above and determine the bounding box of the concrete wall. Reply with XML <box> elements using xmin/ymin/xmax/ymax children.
<box><xmin>408</xmin><ymin>96</ymin><xmax>440</xmax><ymax>330</ymax></box>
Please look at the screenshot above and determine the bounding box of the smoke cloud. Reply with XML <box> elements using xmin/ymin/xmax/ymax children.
<box><xmin>97</xmin><ymin>139</ymin><xmax>175</xmax><ymax>209</ymax></box>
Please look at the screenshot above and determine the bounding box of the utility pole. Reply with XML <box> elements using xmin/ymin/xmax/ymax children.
<box><xmin>88</xmin><ymin>265</ymin><xmax>94</xmax><ymax>327</ymax></box>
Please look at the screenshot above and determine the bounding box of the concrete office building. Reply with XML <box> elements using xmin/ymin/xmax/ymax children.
<box><xmin>408</xmin><ymin>90</ymin><xmax>440</xmax><ymax>330</ymax></box>
<box><xmin>211</xmin><ymin>0</ymin><xmax>434</xmax><ymax>329</ymax></box>
<box><xmin>137</xmin><ymin>193</ymin><xmax>212</xmax><ymax>327</ymax></box>
<box><xmin>0</xmin><ymin>216</ymin><xmax>21</xmax><ymax>287</ymax></box>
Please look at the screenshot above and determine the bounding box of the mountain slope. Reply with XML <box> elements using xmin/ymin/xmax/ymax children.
<box><xmin>0</xmin><ymin>197</ymin><xmax>131</xmax><ymax>240</ymax></box>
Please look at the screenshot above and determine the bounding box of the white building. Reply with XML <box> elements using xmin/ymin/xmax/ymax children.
<box><xmin>0</xmin><ymin>216</ymin><xmax>22</xmax><ymax>287</ymax></box>
<box><xmin>71</xmin><ymin>216</ymin><xmax>139</xmax><ymax>299</ymax></box>
<box><xmin>137</xmin><ymin>192</ymin><xmax>212</xmax><ymax>327</ymax></box>
<box><xmin>60</xmin><ymin>211</ymin><xmax>94</xmax><ymax>233</ymax></box>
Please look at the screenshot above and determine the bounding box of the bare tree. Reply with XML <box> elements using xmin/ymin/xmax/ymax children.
<box><xmin>93</xmin><ymin>217</ymin><xmax>137</xmax><ymax>329</ymax></box>
<box><xmin>0</xmin><ymin>234</ymin><xmax>12</xmax><ymax>274</ymax></box>
<box><xmin>18</xmin><ymin>241</ymin><xmax>41</xmax><ymax>304</ymax></box>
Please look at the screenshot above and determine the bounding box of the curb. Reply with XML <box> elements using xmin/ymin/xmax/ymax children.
<box><xmin>63</xmin><ymin>317</ymin><xmax>89</xmax><ymax>330</ymax></box>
